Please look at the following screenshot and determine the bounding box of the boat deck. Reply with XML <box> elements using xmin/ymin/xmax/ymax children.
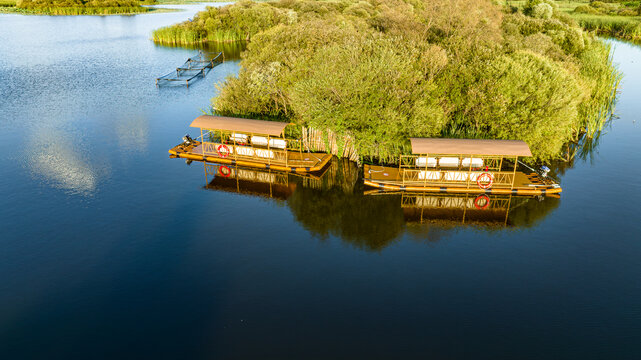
<box><xmin>363</xmin><ymin>164</ymin><xmax>561</xmax><ymax>196</ymax></box>
<box><xmin>169</xmin><ymin>141</ymin><xmax>332</xmax><ymax>173</ymax></box>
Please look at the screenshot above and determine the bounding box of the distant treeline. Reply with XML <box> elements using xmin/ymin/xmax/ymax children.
<box><xmin>157</xmin><ymin>0</ymin><xmax>621</xmax><ymax>163</ymax></box>
<box><xmin>16</xmin><ymin>0</ymin><xmax>155</xmax><ymax>14</ymax></box>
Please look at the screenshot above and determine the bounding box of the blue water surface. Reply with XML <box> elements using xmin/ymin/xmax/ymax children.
<box><xmin>0</xmin><ymin>6</ymin><xmax>640</xmax><ymax>359</ymax></box>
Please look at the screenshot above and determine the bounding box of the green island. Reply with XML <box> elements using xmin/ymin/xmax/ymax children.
<box><xmin>0</xmin><ymin>0</ymin><xmax>162</xmax><ymax>15</ymax></box>
<box><xmin>153</xmin><ymin>0</ymin><xmax>621</xmax><ymax>163</ymax></box>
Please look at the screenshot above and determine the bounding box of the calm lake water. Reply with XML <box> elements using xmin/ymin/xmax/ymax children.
<box><xmin>1</xmin><ymin>5</ymin><xmax>640</xmax><ymax>359</ymax></box>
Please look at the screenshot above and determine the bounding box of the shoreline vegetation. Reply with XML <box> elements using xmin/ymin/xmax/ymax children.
<box><xmin>0</xmin><ymin>0</ymin><xmax>220</xmax><ymax>15</ymax></box>
<box><xmin>0</xmin><ymin>0</ymin><xmax>249</xmax><ymax>15</ymax></box>
<box><xmin>1</xmin><ymin>0</ymin><xmax>158</xmax><ymax>15</ymax></box>
<box><xmin>502</xmin><ymin>1</ymin><xmax>641</xmax><ymax>41</ymax></box>
<box><xmin>154</xmin><ymin>0</ymin><xmax>621</xmax><ymax>163</ymax></box>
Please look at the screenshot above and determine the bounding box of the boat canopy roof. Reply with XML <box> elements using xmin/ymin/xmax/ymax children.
<box><xmin>409</xmin><ymin>138</ymin><xmax>532</xmax><ymax>157</ymax></box>
<box><xmin>190</xmin><ymin>115</ymin><xmax>289</xmax><ymax>137</ymax></box>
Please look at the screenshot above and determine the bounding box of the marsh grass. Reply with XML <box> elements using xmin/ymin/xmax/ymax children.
<box><xmin>575</xmin><ymin>14</ymin><xmax>641</xmax><ymax>40</ymax></box>
<box><xmin>152</xmin><ymin>0</ymin><xmax>294</xmax><ymax>44</ymax></box>
<box><xmin>153</xmin><ymin>26</ymin><xmax>251</xmax><ymax>45</ymax></box>
<box><xmin>501</xmin><ymin>0</ymin><xmax>641</xmax><ymax>40</ymax></box>
<box><xmin>14</xmin><ymin>0</ymin><xmax>155</xmax><ymax>15</ymax></box>
<box><xmin>20</xmin><ymin>6</ymin><xmax>152</xmax><ymax>14</ymax></box>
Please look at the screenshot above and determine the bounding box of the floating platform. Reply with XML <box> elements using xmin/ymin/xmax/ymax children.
<box><xmin>156</xmin><ymin>51</ymin><xmax>223</xmax><ymax>87</ymax></box>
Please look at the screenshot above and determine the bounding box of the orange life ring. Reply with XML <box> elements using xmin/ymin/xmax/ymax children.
<box><xmin>474</xmin><ymin>194</ymin><xmax>490</xmax><ymax>210</ymax></box>
<box><xmin>216</xmin><ymin>144</ymin><xmax>230</xmax><ymax>158</ymax></box>
<box><xmin>218</xmin><ymin>165</ymin><xmax>231</xmax><ymax>177</ymax></box>
<box><xmin>477</xmin><ymin>172</ymin><xmax>493</xmax><ymax>189</ymax></box>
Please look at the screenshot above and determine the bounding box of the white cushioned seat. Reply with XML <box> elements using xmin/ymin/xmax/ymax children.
<box><xmin>415</xmin><ymin>157</ymin><xmax>437</xmax><ymax>167</ymax></box>
<box><xmin>461</xmin><ymin>158</ymin><xmax>483</xmax><ymax>168</ymax></box>
<box><xmin>230</xmin><ymin>133</ymin><xmax>248</xmax><ymax>143</ymax></box>
<box><xmin>439</xmin><ymin>157</ymin><xmax>460</xmax><ymax>167</ymax></box>
<box><xmin>269</xmin><ymin>139</ymin><xmax>287</xmax><ymax>149</ymax></box>
<box><xmin>251</xmin><ymin>136</ymin><xmax>268</xmax><ymax>146</ymax></box>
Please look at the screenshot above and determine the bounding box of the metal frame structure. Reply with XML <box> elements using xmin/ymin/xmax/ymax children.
<box><xmin>156</xmin><ymin>51</ymin><xmax>224</xmax><ymax>87</ymax></box>
<box><xmin>396</xmin><ymin>153</ymin><xmax>519</xmax><ymax>190</ymax></box>
<box><xmin>363</xmin><ymin>137</ymin><xmax>561</xmax><ymax>195</ymax></box>
<box><xmin>198</xmin><ymin>126</ymin><xmax>304</xmax><ymax>168</ymax></box>
<box><xmin>169</xmin><ymin>116</ymin><xmax>333</xmax><ymax>173</ymax></box>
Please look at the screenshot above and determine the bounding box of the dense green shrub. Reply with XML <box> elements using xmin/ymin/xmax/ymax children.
<box><xmin>162</xmin><ymin>0</ymin><xmax>620</xmax><ymax>163</ymax></box>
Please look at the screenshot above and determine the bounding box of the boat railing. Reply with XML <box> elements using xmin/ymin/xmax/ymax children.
<box><xmin>201</xmin><ymin>140</ymin><xmax>291</xmax><ymax>167</ymax></box>
<box><xmin>397</xmin><ymin>153</ymin><xmax>519</xmax><ymax>188</ymax></box>
<box><xmin>401</xmin><ymin>169</ymin><xmax>516</xmax><ymax>188</ymax></box>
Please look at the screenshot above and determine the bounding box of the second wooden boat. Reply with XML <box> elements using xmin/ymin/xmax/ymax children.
<box><xmin>364</xmin><ymin>138</ymin><xmax>561</xmax><ymax>196</ymax></box>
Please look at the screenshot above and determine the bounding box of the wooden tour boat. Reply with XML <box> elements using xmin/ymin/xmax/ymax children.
<box><xmin>169</xmin><ymin>115</ymin><xmax>332</xmax><ymax>173</ymax></box>
<box><xmin>364</xmin><ymin>138</ymin><xmax>561</xmax><ymax>196</ymax></box>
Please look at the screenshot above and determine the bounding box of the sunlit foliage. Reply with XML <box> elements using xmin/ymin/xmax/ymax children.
<box><xmin>16</xmin><ymin>0</ymin><xmax>154</xmax><ymax>14</ymax></box>
<box><xmin>160</xmin><ymin>0</ymin><xmax>620</xmax><ymax>162</ymax></box>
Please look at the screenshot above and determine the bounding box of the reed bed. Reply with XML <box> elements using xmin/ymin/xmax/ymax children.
<box><xmin>301</xmin><ymin>127</ymin><xmax>359</xmax><ymax>164</ymax></box>
<box><xmin>15</xmin><ymin>0</ymin><xmax>154</xmax><ymax>15</ymax></box>
<box><xmin>152</xmin><ymin>0</ymin><xmax>292</xmax><ymax>45</ymax></box>
<box><xmin>22</xmin><ymin>6</ymin><xmax>151</xmax><ymax>14</ymax></box>
<box><xmin>152</xmin><ymin>27</ymin><xmax>250</xmax><ymax>45</ymax></box>
<box><xmin>576</xmin><ymin>15</ymin><xmax>641</xmax><ymax>40</ymax></box>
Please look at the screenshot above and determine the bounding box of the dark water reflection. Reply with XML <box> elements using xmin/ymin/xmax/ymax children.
<box><xmin>1</xmin><ymin>6</ymin><xmax>641</xmax><ymax>360</ymax></box>
<box><xmin>201</xmin><ymin>159</ymin><xmax>561</xmax><ymax>251</ymax></box>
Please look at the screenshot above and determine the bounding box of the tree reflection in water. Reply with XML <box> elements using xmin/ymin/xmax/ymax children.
<box><xmin>153</xmin><ymin>41</ymin><xmax>248</xmax><ymax>61</ymax></box>
<box><xmin>201</xmin><ymin>158</ymin><xmax>561</xmax><ymax>251</ymax></box>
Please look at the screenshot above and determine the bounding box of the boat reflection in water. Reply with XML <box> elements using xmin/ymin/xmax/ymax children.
<box><xmin>366</xmin><ymin>191</ymin><xmax>558</xmax><ymax>228</ymax></box>
<box><xmin>202</xmin><ymin>162</ymin><xmax>322</xmax><ymax>200</ymax></box>
<box><xmin>196</xmin><ymin>158</ymin><xmax>560</xmax><ymax>250</ymax></box>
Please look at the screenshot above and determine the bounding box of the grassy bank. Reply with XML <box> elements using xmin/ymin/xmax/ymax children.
<box><xmin>152</xmin><ymin>0</ymin><xmax>290</xmax><ymax>44</ymax></box>
<box><xmin>2</xmin><ymin>0</ymin><xmax>159</xmax><ymax>15</ymax></box>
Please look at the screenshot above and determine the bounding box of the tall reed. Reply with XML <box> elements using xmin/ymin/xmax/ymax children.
<box><xmin>576</xmin><ymin>15</ymin><xmax>641</xmax><ymax>40</ymax></box>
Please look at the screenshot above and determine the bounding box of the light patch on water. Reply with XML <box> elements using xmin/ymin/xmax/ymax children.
<box><xmin>27</xmin><ymin>129</ymin><xmax>105</xmax><ymax>196</ymax></box>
